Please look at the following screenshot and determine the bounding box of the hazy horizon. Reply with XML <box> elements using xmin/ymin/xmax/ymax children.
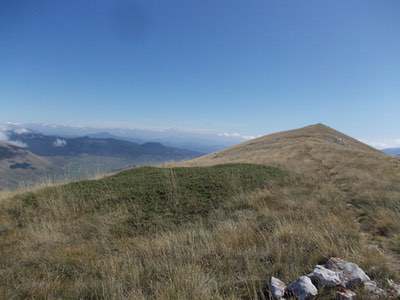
<box><xmin>0</xmin><ymin>121</ymin><xmax>398</xmax><ymax>150</ymax></box>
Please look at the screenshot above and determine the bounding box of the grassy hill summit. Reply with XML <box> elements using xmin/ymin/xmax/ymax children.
<box><xmin>178</xmin><ymin>123</ymin><xmax>390</xmax><ymax>174</ymax></box>
<box><xmin>1</xmin><ymin>124</ymin><xmax>400</xmax><ymax>299</ymax></box>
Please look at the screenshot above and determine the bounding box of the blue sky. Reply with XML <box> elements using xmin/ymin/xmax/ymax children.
<box><xmin>0</xmin><ymin>0</ymin><xmax>399</xmax><ymax>146</ymax></box>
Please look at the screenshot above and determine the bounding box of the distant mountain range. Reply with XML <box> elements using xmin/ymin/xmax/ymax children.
<box><xmin>383</xmin><ymin>148</ymin><xmax>400</xmax><ymax>156</ymax></box>
<box><xmin>20</xmin><ymin>123</ymin><xmax>251</xmax><ymax>153</ymax></box>
<box><xmin>0</xmin><ymin>125</ymin><xmax>202</xmax><ymax>190</ymax></box>
<box><xmin>7</xmin><ymin>131</ymin><xmax>199</xmax><ymax>159</ymax></box>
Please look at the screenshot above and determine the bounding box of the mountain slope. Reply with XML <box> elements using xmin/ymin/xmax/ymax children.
<box><xmin>1</xmin><ymin>124</ymin><xmax>400</xmax><ymax>299</ymax></box>
<box><xmin>176</xmin><ymin>124</ymin><xmax>400</xmax><ymax>183</ymax></box>
<box><xmin>179</xmin><ymin>124</ymin><xmax>400</xmax><ymax>235</ymax></box>
<box><xmin>179</xmin><ymin>124</ymin><xmax>382</xmax><ymax>167</ymax></box>
<box><xmin>0</xmin><ymin>142</ymin><xmax>52</xmax><ymax>189</ymax></box>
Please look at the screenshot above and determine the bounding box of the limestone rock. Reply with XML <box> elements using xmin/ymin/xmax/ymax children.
<box><xmin>287</xmin><ymin>276</ymin><xmax>318</xmax><ymax>300</ymax></box>
<box><xmin>325</xmin><ymin>257</ymin><xmax>370</xmax><ymax>287</ymax></box>
<box><xmin>308</xmin><ymin>265</ymin><xmax>341</xmax><ymax>288</ymax></box>
<box><xmin>270</xmin><ymin>276</ymin><xmax>286</xmax><ymax>300</ymax></box>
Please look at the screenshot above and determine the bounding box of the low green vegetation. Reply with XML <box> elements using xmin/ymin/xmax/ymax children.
<box><xmin>8</xmin><ymin>164</ymin><xmax>286</xmax><ymax>234</ymax></box>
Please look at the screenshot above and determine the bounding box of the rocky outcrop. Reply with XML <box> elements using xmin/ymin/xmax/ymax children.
<box><xmin>325</xmin><ymin>257</ymin><xmax>370</xmax><ymax>288</ymax></box>
<box><xmin>268</xmin><ymin>257</ymin><xmax>398</xmax><ymax>300</ymax></box>
<box><xmin>287</xmin><ymin>276</ymin><xmax>318</xmax><ymax>300</ymax></box>
<box><xmin>270</xmin><ymin>276</ymin><xmax>286</xmax><ymax>300</ymax></box>
<box><xmin>307</xmin><ymin>265</ymin><xmax>341</xmax><ymax>288</ymax></box>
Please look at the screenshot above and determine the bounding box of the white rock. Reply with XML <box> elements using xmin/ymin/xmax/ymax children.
<box><xmin>287</xmin><ymin>276</ymin><xmax>317</xmax><ymax>300</ymax></box>
<box><xmin>364</xmin><ymin>280</ymin><xmax>386</xmax><ymax>297</ymax></box>
<box><xmin>325</xmin><ymin>257</ymin><xmax>370</xmax><ymax>287</ymax></box>
<box><xmin>336</xmin><ymin>288</ymin><xmax>357</xmax><ymax>300</ymax></box>
<box><xmin>308</xmin><ymin>265</ymin><xmax>341</xmax><ymax>288</ymax></box>
<box><xmin>270</xmin><ymin>276</ymin><xmax>286</xmax><ymax>300</ymax></box>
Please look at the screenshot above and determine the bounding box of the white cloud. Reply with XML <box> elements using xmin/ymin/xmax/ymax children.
<box><xmin>218</xmin><ymin>132</ymin><xmax>241</xmax><ymax>138</ymax></box>
<box><xmin>0</xmin><ymin>128</ymin><xmax>28</xmax><ymax>148</ymax></box>
<box><xmin>0</xmin><ymin>131</ymin><xmax>8</xmax><ymax>141</ymax></box>
<box><xmin>53</xmin><ymin>138</ymin><xmax>67</xmax><ymax>147</ymax></box>
<box><xmin>14</xmin><ymin>128</ymin><xmax>30</xmax><ymax>134</ymax></box>
<box><xmin>362</xmin><ymin>138</ymin><xmax>400</xmax><ymax>149</ymax></box>
<box><xmin>7</xmin><ymin>140</ymin><xmax>28</xmax><ymax>148</ymax></box>
<box><xmin>218</xmin><ymin>132</ymin><xmax>258</xmax><ymax>140</ymax></box>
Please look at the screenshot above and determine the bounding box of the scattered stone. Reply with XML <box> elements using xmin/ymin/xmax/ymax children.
<box><xmin>266</xmin><ymin>258</ymin><xmax>390</xmax><ymax>300</ymax></box>
<box><xmin>336</xmin><ymin>288</ymin><xmax>356</xmax><ymax>300</ymax></box>
<box><xmin>287</xmin><ymin>276</ymin><xmax>318</xmax><ymax>300</ymax></box>
<box><xmin>387</xmin><ymin>279</ymin><xmax>400</xmax><ymax>297</ymax></box>
<box><xmin>308</xmin><ymin>265</ymin><xmax>341</xmax><ymax>288</ymax></box>
<box><xmin>270</xmin><ymin>276</ymin><xmax>286</xmax><ymax>300</ymax></box>
<box><xmin>325</xmin><ymin>257</ymin><xmax>370</xmax><ymax>287</ymax></box>
<box><xmin>364</xmin><ymin>280</ymin><xmax>386</xmax><ymax>297</ymax></box>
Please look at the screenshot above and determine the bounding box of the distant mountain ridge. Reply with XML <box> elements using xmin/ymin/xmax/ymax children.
<box><xmin>0</xmin><ymin>143</ymin><xmax>16</xmax><ymax>160</ymax></box>
<box><xmin>20</xmin><ymin>123</ymin><xmax>249</xmax><ymax>153</ymax></box>
<box><xmin>383</xmin><ymin>147</ymin><xmax>400</xmax><ymax>156</ymax></box>
<box><xmin>0</xmin><ymin>128</ymin><xmax>201</xmax><ymax>190</ymax></box>
<box><xmin>7</xmin><ymin>131</ymin><xmax>200</xmax><ymax>159</ymax></box>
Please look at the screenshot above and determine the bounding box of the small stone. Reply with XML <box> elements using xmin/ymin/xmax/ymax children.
<box><xmin>287</xmin><ymin>276</ymin><xmax>318</xmax><ymax>300</ymax></box>
<box><xmin>364</xmin><ymin>280</ymin><xmax>386</xmax><ymax>297</ymax></box>
<box><xmin>325</xmin><ymin>257</ymin><xmax>370</xmax><ymax>287</ymax></box>
<box><xmin>308</xmin><ymin>265</ymin><xmax>341</xmax><ymax>288</ymax></box>
<box><xmin>270</xmin><ymin>276</ymin><xmax>286</xmax><ymax>300</ymax></box>
<box><xmin>336</xmin><ymin>288</ymin><xmax>356</xmax><ymax>300</ymax></box>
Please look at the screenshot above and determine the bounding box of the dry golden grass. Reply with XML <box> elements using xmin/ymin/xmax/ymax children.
<box><xmin>174</xmin><ymin>124</ymin><xmax>400</xmax><ymax>278</ymax></box>
<box><xmin>0</xmin><ymin>168</ymin><xmax>398</xmax><ymax>299</ymax></box>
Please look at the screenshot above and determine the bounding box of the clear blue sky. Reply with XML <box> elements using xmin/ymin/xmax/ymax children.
<box><xmin>0</xmin><ymin>0</ymin><xmax>399</xmax><ymax>146</ymax></box>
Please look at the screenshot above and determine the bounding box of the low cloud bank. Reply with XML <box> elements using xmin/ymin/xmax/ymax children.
<box><xmin>53</xmin><ymin>138</ymin><xmax>67</xmax><ymax>147</ymax></box>
<box><xmin>0</xmin><ymin>128</ymin><xmax>28</xmax><ymax>148</ymax></box>
<box><xmin>218</xmin><ymin>132</ymin><xmax>259</xmax><ymax>140</ymax></box>
<box><xmin>364</xmin><ymin>139</ymin><xmax>400</xmax><ymax>150</ymax></box>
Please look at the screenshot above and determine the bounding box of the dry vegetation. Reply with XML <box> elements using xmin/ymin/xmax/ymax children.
<box><xmin>1</xmin><ymin>124</ymin><xmax>400</xmax><ymax>299</ymax></box>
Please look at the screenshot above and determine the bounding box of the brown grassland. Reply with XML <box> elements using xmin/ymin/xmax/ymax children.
<box><xmin>0</xmin><ymin>124</ymin><xmax>399</xmax><ymax>299</ymax></box>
